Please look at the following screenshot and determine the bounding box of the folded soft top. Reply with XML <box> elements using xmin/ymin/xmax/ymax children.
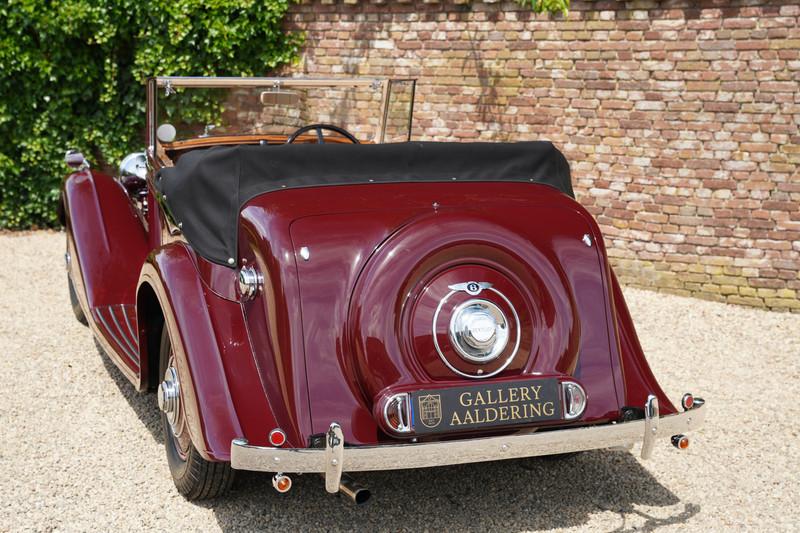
<box><xmin>156</xmin><ymin>141</ymin><xmax>574</xmax><ymax>267</ymax></box>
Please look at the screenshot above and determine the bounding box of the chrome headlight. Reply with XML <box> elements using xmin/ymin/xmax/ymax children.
<box><xmin>119</xmin><ymin>152</ymin><xmax>148</xmax><ymax>181</ymax></box>
<box><xmin>448</xmin><ymin>299</ymin><xmax>509</xmax><ymax>364</ymax></box>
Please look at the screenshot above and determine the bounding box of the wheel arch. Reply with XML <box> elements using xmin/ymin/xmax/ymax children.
<box><xmin>137</xmin><ymin>245</ymin><xmax>244</xmax><ymax>462</ymax></box>
<box><xmin>136</xmin><ymin>281</ymin><xmax>164</xmax><ymax>391</ymax></box>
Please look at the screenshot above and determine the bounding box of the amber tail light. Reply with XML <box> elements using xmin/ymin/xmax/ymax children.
<box><xmin>272</xmin><ymin>473</ymin><xmax>292</xmax><ymax>493</ymax></box>
<box><xmin>671</xmin><ymin>434</ymin><xmax>690</xmax><ymax>450</ymax></box>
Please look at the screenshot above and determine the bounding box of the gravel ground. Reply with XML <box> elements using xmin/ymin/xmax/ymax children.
<box><xmin>1</xmin><ymin>230</ymin><xmax>799</xmax><ymax>532</ymax></box>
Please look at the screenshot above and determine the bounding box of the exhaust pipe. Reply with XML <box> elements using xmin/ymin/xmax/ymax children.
<box><xmin>338</xmin><ymin>474</ymin><xmax>371</xmax><ymax>505</ymax></box>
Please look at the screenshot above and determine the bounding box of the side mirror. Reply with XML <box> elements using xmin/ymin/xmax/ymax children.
<box><xmin>157</xmin><ymin>123</ymin><xmax>177</xmax><ymax>143</ymax></box>
<box><xmin>65</xmin><ymin>150</ymin><xmax>89</xmax><ymax>170</ymax></box>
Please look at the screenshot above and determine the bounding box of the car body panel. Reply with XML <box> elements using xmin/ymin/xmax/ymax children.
<box><xmin>609</xmin><ymin>269</ymin><xmax>674</xmax><ymax>415</ymax></box>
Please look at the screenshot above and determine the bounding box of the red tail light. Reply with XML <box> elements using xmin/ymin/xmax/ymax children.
<box><xmin>681</xmin><ymin>393</ymin><xmax>694</xmax><ymax>411</ymax></box>
<box><xmin>269</xmin><ymin>428</ymin><xmax>287</xmax><ymax>447</ymax></box>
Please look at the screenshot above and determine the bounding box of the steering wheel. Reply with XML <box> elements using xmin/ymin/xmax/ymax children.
<box><xmin>286</xmin><ymin>123</ymin><xmax>359</xmax><ymax>144</ymax></box>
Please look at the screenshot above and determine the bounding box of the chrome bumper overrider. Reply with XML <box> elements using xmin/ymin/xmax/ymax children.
<box><xmin>231</xmin><ymin>396</ymin><xmax>705</xmax><ymax>494</ymax></box>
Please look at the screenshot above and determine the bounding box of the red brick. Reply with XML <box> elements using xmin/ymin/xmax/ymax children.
<box><xmin>763</xmin><ymin>201</ymin><xmax>799</xmax><ymax>211</ymax></box>
<box><xmin>286</xmin><ymin>0</ymin><xmax>800</xmax><ymax>311</ymax></box>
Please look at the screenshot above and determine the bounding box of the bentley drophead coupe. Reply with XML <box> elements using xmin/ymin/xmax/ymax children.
<box><xmin>62</xmin><ymin>77</ymin><xmax>705</xmax><ymax>503</ymax></box>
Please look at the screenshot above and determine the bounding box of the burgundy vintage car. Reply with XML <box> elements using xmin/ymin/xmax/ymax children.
<box><xmin>62</xmin><ymin>76</ymin><xmax>705</xmax><ymax>503</ymax></box>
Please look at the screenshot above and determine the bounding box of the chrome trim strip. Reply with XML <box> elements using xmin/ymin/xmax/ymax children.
<box><xmin>231</xmin><ymin>401</ymin><xmax>706</xmax><ymax>476</ymax></box>
<box><xmin>377</xmin><ymin>79</ymin><xmax>391</xmax><ymax>143</ymax></box>
<box><xmin>121</xmin><ymin>306</ymin><xmax>138</xmax><ymax>351</ymax></box>
<box><xmin>109</xmin><ymin>306</ymin><xmax>139</xmax><ymax>360</ymax></box>
<box><xmin>146</xmin><ymin>78</ymin><xmax>157</xmax><ymax>162</ymax></box>
<box><xmin>407</xmin><ymin>80</ymin><xmax>416</xmax><ymax>142</ymax></box>
<box><xmin>154</xmin><ymin>77</ymin><xmax>388</xmax><ymax>89</ymax></box>
<box><xmin>90</xmin><ymin>313</ymin><xmax>139</xmax><ymax>384</ymax></box>
<box><xmin>95</xmin><ymin>307</ymin><xmax>138</xmax><ymax>363</ymax></box>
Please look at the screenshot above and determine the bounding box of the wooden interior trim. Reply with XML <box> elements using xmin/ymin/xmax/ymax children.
<box><xmin>162</xmin><ymin>133</ymin><xmax>366</xmax><ymax>152</ymax></box>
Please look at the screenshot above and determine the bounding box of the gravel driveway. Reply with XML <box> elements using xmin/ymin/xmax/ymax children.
<box><xmin>1</xmin><ymin>231</ymin><xmax>798</xmax><ymax>532</ymax></box>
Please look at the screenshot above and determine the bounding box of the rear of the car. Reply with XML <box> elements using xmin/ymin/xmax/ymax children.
<box><xmin>156</xmin><ymin>142</ymin><xmax>705</xmax><ymax>501</ymax></box>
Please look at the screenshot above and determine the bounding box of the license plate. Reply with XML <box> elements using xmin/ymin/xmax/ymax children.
<box><xmin>410</xmin><ymin>379</ymin><xmax>561</xmax><ymax>435</ymax></box>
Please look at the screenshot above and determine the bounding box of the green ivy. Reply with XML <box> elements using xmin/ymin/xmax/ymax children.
<box><xmin>0</xmin><ymin>0</ymin><xmax>302</xmax><ymax>228</ymax></box>
<box><xmin>518</xmin><ymin>0</ymin><xmax>569</xmax><ymax>15</ymax></box>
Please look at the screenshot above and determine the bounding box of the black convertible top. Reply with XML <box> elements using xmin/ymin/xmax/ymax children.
<box><xmin>156</xmin><ymin>141</ymin><xmax>573</xmax><ymax>267</ymax></box>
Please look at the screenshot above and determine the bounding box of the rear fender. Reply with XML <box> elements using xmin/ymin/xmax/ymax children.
<box><xmin>138</xmin><ymin>243</ymin><xmax>268</xmax><ymax>462</ymax></box>
<box><xmin>609</xmin><ymin>271</ymin><xmax>677</xmax><ymax>415</ymax></box>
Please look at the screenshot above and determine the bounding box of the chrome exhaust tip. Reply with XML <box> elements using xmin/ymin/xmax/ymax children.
<box><xmin>339</xmin><ymin>474</ymin><xmax>371</xmax><ymax>505</ymax></box>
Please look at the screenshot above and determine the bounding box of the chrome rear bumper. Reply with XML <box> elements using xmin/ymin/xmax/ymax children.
<box><xmin>231</xmin><ymin>396</ymin><xmax>705</xmax><ymax>494</ymax></box>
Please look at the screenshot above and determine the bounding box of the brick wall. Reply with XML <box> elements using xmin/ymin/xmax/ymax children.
<box><xmin>284</xmin><ymin>0</ymin><xmax>800</xmax><ymax>312</ymax></box>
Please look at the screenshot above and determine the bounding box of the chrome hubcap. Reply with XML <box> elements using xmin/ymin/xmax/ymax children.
<box><xmin>158</xmin><ymin>368</ymin><xmax>179</xmax><ymax>418</ymax></box>
<box><xmin>448</xmin><ymin>299</ymin><xmax>509</xmax><ymax>364</ymax></box>
<box><xmin>158</xmin><ymin>365</ymin><xmax>184</xmax><ymax>439</ymax></box>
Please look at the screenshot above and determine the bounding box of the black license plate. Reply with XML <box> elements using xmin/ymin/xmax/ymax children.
<box><xmin>410</xmin><ymin>379</ymin><xmax>561</xmax><ymax>435</ymax></box>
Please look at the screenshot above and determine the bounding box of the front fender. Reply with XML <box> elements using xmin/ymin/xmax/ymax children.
<box><xmin>63</xmin><ymin>169</ymin><xmax>148</xmax><ymax>382</ymax></box>
<box><xmin>138</xmin><ymin>243</ymin><xmax>250</xmax><ymax>462</ymax></box>
<box><xmin>63</xmin><ymin>169</ymin><xmax>147</xmax><ymax>307</ymax></box>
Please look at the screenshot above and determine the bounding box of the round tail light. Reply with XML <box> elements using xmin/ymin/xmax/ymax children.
<box><xmin>269</xmin><ymin>428</ymin><xmax>287</xmax><ymax>447</ymax></box>
<box><xmin>681</xmin><ymin>393</ymin><xmax>694</xmax><ymax>411</ymax></box>
<box><xmin>672</xmin><ymin>434</ymin><xmax>690</xmax><ymax>450</ymax></box>
<box><xmin>272</xmin><ymin>473</ymin><xmax>292</xmax><ymax>493</ymax></box>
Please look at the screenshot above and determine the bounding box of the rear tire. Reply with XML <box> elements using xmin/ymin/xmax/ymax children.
<box><xmin>68</xmin><ymin>275</ymin><xmax>88</xmax><ymax>326</ymax></box>
<box><xmin>158</xmin><ymin>326</ymin><xmax>234</xmax><ymax>500</ymax></box>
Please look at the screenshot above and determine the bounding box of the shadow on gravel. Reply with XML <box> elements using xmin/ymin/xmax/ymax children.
<box><xmin>97</xmin><ymin>341</ymin><xmax>698</xmax><ymax>531</ymax></box>
<box><xmin>96</xmin><ymin>340</ymin><xmax>164</xmax><ymax>444</ymax></box>
<box><xmin>209</xmin><ymin>453</ymin><xmax>696</xmax><ymax>532</ymax></box>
